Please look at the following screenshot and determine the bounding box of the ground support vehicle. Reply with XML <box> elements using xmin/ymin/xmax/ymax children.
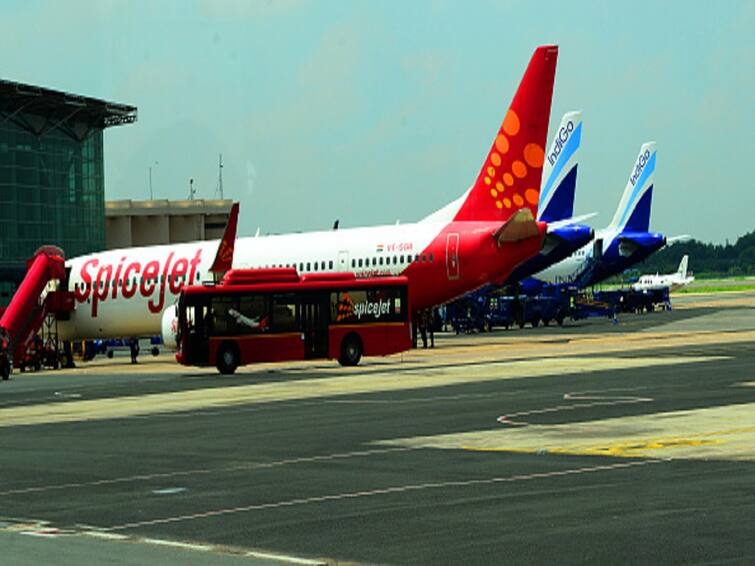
<box><xmin>176</xmin><ymin>269</ymin><xmax>412</xmax><ymax>374</ymax></box>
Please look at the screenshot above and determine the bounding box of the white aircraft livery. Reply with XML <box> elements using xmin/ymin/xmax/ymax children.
<box><xmin>57</xmin><ymin>45</ymin><xmax>560</xmax><ymax>341</ymax></box>
<box><xmin>632</xmin><ymin>255</ymin><xmax>694</xmax><ymax>292</ymax></box>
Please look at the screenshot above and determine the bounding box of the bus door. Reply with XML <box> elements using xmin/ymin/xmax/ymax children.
<box><xmin>184</xmin><ymin>300</ymin><xmax>210</xmax><ymax>365</ymax></box>
<box><xmin>300</xmin><ymin>294</ymin><xmax>329</xmax><ymax>359</ymax></box>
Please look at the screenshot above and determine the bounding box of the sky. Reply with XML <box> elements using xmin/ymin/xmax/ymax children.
<box><xmin>2</xmin><ymin>0</ymin><xmax>753</xmax><ymax>243</ymax></box>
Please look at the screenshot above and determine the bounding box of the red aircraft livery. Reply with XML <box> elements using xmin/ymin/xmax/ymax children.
<box><xmin>59</xmin><ymin>45</ymin><xmax>559</xmax><ymax>342</ymax></box>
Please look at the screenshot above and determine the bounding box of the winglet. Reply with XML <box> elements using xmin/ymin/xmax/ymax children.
<box><xmin>209</xmin><ymin>202</ymin><xmax>240</xmax><ymax>274</ymax></box>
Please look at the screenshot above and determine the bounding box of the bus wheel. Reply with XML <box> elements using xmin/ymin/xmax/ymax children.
<box><xmin>216</xmin><ymin>342</ymin><xmax>239</xmax><ymax>375</ymax></box>
<box><xmin>339</xmin><ymin>334</ymin><xmax>362</xmax><ymax>367</ymax></box>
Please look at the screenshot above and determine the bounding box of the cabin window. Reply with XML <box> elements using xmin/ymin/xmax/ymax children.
<box><xmin>329</xmin><ymin>260</ymin><xmax>334</xmax><ymax>270</ymax></box>
<box><xmin>351</xmin><ymin>259</ymin><xmax>356</xmax><ymax>268</ymax></box>
<box><xmin>429</xmin><ymin>253</ymin><xmax>434</xmax><ymax>262</ymax></box>
<box><xmin>358</xmin><ymin>259</ymin><xmax>363</xmax><ymax>268</ymax></box>
<box><xmin>379</xmin><ymin>257</ymin><xmax>383</xmax><ymax>266</ymax></box>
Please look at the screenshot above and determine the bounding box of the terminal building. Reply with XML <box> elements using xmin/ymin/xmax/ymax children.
<box><xmin>105</xmin><ymin>199</ymin><xmax>233</xmax><ymax>249</ymax></box>
<box><xmin>0</xmin><ymin>79</ymin><xmax>136</xmax><ymax>305</ymax></box>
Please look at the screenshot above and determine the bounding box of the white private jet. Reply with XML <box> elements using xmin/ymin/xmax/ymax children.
<box><xmin>632</xmin><ymin>255</ymin><xmax>694</xmax><ymax>292</ymax></box>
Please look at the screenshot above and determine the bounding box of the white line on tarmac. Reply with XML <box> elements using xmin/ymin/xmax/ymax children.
<box><xmin>81</xmin><ymin>531</ymin><xmax>129</xmax><ymax>541</ymax></box>
<box><xmin>0</xmin><ymin>447</ymin><xmax>415</xmax><ymax>497</ymax></box>
<box><xmin>140</xmin><ymin>538</ymin><xmax>212</xmax><ymax>551</ymax></box>
<box><xmin>245</xmin><ymin>550</ymin><xmax>325</xmax><ymax>565</ymax></box>
<box><xmin>104</xmin><ymin>459</ymin><xmax>668</xmax><ymax>531</ymax></box>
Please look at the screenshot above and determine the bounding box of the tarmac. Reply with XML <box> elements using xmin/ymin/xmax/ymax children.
<box><xmin>0</xmin><ymin>291</ymin><xmax>754</xmax><ymax>565</ymax></box>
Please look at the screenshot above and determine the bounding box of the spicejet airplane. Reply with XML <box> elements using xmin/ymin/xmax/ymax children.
<box><xmin>58</xmin><ymin>45</ymin><xmax>559</xmax><ymax>342</ymax></box>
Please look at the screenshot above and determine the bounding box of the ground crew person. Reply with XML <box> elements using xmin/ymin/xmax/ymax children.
<box><xmin>129</xmin><ymin>338</ymin><xmax>139</xmax><ymax>364</ymax></box>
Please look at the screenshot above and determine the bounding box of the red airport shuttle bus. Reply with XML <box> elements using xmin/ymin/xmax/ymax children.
<box><xmin>176</xmin><ymin>268</ymin><xmax>411</xmax><ymax>374</ymax></box>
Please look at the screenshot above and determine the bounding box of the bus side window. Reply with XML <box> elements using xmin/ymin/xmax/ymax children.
<box><xmin>271</xmin><ymin>294</ymin><xmax>297</xmax><ymax>332</ymax></box>
<box><xmin>236</xmin><ymin>295</ymin><xmax>268</xmax><ymax>334</ymax></box>
<box><xmin>211</xmin><ymin>296</ymin><xmax>238</xmax><ymax>336</ymax></box>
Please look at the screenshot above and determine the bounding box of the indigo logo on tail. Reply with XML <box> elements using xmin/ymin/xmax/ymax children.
<box><xmin>630</xmin><ymin>149</ymin><xmax>651</xmax><ymax>187</ymax></box>
<box><xmin>547</xmin><ymin>120</ymin><xmax>574</xmax><ymax>166</ymax></box>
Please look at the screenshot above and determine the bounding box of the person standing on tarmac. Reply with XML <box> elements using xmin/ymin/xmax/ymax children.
<box><xmin>419</xmin><ymin>310</ymin><xmax>428</xmax><ymax>348</ymax></box>
<box><xmin>129</xmin><ymin>338</ymin><xmax>139</xmax><ymax>364</ymax></box>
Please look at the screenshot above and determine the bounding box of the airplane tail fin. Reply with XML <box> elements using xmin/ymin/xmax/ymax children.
<box><xmin>677</xmin><ymin>255</ymin><xmax>689</xmax><ymax>278</ymax></box>
<box><xmin>537</xmin><ymin>111</ymin><xmax>582</xmax><ymax>223</ymax></box>
<box><xmin>608</xmin><ymin>142</ymin><xmax>657</xmax><ymax>233</ymax></box>
<box><xmin>453</xmin><ymin>45</ymin><xmax>558</xmax><ymax>223</ymax></box>
<box><xmin>209</xmin><ymin>202</ymin><xmax>240</xmax><ymax>275</ymax></box>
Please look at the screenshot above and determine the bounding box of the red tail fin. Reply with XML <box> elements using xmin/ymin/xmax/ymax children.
<box><xmin>209</xmin><ymin>202</ymin><xmax>239</xmax><ymax>274</ymax></box>
<box><xmin>454</xmin><ymin>45</ymin><xmax>558</xmax><ymax>222</ymax></box>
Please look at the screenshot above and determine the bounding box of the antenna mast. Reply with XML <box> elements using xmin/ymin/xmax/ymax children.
<box><xmin>217</xmin><ymin>153</ymin><xmax>224</xmax><ymax>200</ymax></box>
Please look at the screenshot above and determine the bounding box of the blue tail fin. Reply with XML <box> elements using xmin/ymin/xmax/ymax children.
<box><xmin>538</xmin><ymin>111</ymin><xmax>582</xmax><ymax>223</ymax></box>
<box><xmin>609</xmin><ymin>142</ymin><xmax>656</xmax><ymax>233</ymax></box>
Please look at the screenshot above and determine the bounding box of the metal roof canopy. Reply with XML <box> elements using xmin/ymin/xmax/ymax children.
<box><xmin>0</xmin><ymin>78</ymin><xmax>137</xmax><ymax>141</ymax></box>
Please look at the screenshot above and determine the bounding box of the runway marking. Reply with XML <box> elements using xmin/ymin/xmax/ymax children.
<box><xmin>245</xmin><ymin>550</ymin><xmax>326</xmax><ymax>565</ymax></box>
<box><xmin>385</xmin><ymin>402</ymin><xmax>755</xmax><ymax>461</ymax></box>
<box><xmin>102</xmin><ymin>459</ymin><xmax>667</xmax><ymax>531</ymax></box>
<box><xmin>81</xmin><ymin>531</ymin><xmax>129</xmax><ymax>541</ymax></box>
<box><xmin>497</xmin><ymin>389</ymin><xmax>654</xmax><ymax>425</ymax></box>
<box><xmin>0</xmin><ymin>447</ymin><xmax>415</xmax><ymax>497</ymax></box>
<box><xmin>151</xmin><ymin>487</ymin><xmax>187</xmax><ymax>495</ymax></box>
<box><xmin>0</xmin><ymin>355</ymin><xmax>723</xmax><ymax>427</ymax></box>
<box><xmin>140</xmin><ymin>537</ymin><xmax>212</xmax><ymax>551</ymax></box>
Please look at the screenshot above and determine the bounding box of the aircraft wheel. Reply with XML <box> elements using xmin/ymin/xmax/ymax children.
<box><xmin>531</xmin><ymin>318</ymin><xmax>540</xmax><ymax>328</ymax></box>
<box><xmin>1</xmin><ymin>359</ymin><xmax>9</xmax><ymax>380</ymax></box>
<box><xmin>556</xmin><ymin>316</ymin><xmax>564</xmax><ymax>327</ymax></box>
<box><xmin>543</xmin><ymin>318</ymin><xmax>550</xmax><ymax>327</ymax></box>
<box><xmin>216</xmin><ymin>342</ymin><xmax>239</xmax><ymax>375</ymax></box>
<box><xmin>339</xmin><ymin>334</ymin><xmax>363</xmax><ymax>367</ymax></box>
<box><xmin>151</xmin><ymin>347</ymin><xmax>160</xmax><ymax>357</ymax></box>
<box><xmin>107</xmin><ymin>350</ymin><xmax>114</xmax><ymax>359</ymax></box>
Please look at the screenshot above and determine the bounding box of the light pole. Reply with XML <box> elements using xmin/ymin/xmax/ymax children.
<box><xmin>148</xmin><ymin>161</ymin><xmax>159</xmax><ymax>199</ymax></box>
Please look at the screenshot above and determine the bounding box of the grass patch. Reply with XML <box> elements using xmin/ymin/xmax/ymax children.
<box><xmin>674</xmin><ymin>284</ymin><xmax>755</xmax><ymax>294</ymax></box>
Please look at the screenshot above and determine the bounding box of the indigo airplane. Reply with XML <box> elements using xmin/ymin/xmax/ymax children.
<box><xmin>505</xmin><ymin>111</ymin><xmax>594</xmax><ymax>285</ymax></box>
<box><xmin>533</xmin><ymin>141</ymin><xmax>666</xmax><ymax>287</ymax></box>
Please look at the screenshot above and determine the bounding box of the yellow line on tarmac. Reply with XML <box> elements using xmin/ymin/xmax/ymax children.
<box><xmin>390</xmin><ymin>404</ymin><xmax>755</xmax><ymax>462</ymax></box>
